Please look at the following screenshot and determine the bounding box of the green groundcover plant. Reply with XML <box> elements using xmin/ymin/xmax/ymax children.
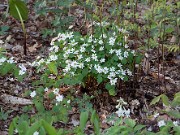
<box><xmin>32</xmin><ymin>22</ymin><xmax>141</xmax><ymax>95</ymax></box>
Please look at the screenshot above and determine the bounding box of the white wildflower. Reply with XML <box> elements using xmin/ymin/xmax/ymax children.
<box><xmin>0</xmin><ymin>57</ymin><xmax>6</xmax><ymax>65</ymax></box>
<box><xmin>110</xmin><ymin>78</ymin><xmax>117</xmax><ymax>85</ymax></box>
<box><xmin>19</xmin><ymin>64</ymin><xmax>26</xmax><ymax>75</ymax></box>
<box><xmin>80</xmin><ymin>46</ymin><xmax>85</xmax><ymax>52</ymax></box>
<box><xmin>153</xmin><ymin>113</ymin><xmax>159</xmax><ymax>118</ymax></box>
<box><xmin>109</xmin><ymin>49</ymin><xmax>114</xmax><ymax>54</ymax></box>
<box><xmin>44</xmin><ymin>87</ymin><xmax>48</xmax><ymax>92</ymax></box>
<box><xmin>30</xmin><ymin>91</ymin><xmax>36</xmax><ymax>98</ymax></box>
<box><xmin>99</xmin><ymin>46</ymin><xmax>104</xmax><ymax>51</ymax></box>
<box><xmin>124</xmin><ymin>51</ymin><xmax>129</xmax><ymax>58</ymax></box>
<box><xmin>67</xmin><ymin>100</ymin><xmax>71</xmax><ymax>104</ymax></box>
<box><xmin>98</xmin><ymin>40</ymin><xmax>103</xmax><ymax>45</ymax></box>
<box><xmin>85</xmin><ymin>58</ymin><xmax>90</xmax><ymax>62</ymax></box>
<box><xmin>7</xmin><ymin>57</ymin><xmax>15</xmax><ymax>63</ymax></box>
<box><xmin>173</xmin><ymin>121</ymin><xmax>179</xmax><ymax>126</ymax></box>
<box><xmin>92</xmin><ymin>54</ymin><xmax>98</xmax><ymax>61</ymax></box>
<box><xmin>33</xmin><ymin>131</ymin><xmax>39</xmax><ymax>135</ymax></box>
<box><xmin>53</xmin><ymin>88</ymin><xmax>59</xmax><ymax>95</ymax></box>
<box><xmin>158</xmin><ymin>120</ymin><xmax>166</xmax><ymax>127</ymax></box>
<box><xmin>109</xmin><ymin>37</ymin><xmax>116</xmax><ymax>46</ymax></box>
<box><xmin>100</xmin><ymin>58</ymin><xmax>105</xmax><ymax>63</ymax></box>
<box><xmin>49</xmin><ymin>55</ymin><xmax>58</xmax><ymax>61</ymax></box>
<box><xmin>56</xmin><ymin>94</ymin><xmax>63</xmax><ymax>102</ymax></box>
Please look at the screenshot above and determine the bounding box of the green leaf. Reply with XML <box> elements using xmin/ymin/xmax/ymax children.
<box><xmin>97</xmin><ymin>74</ymin><xmax>102</xmax><ymax>84</ymax></box>
<box><xmin>1</xmin><ymin>63</ymin><xmax>13</xmax><ymax>75</ymax></box>
<box><xmin>80</xmin><ymin>111</ymin><xmax>89</xmax><ymax>132</ymax></box>
<box><xmin>161</xmin><ymin>94</ymin><xmax>169</xmax><ymax>106</ymax></box>
<box><xmin>26</xmin><ymin>121</ymin><xmax>41</xmax><ymax>135</ymax></box>
<box><xmin>134</xmin><ymin>125</ymin><xmax>146</xmax><ymax>132</ymax></box>
<box><xmin>9</xmin><ymin>0</ymin><xmax>28</xmax><ymax>21</ymax></box>
<box><xmin>34</xmin><ymin>100</ymin><xmax>45</xmax><ymax>113</ymax></box>
<box><xmin>150</xmin><ymin>95</ymin><xmax>162</xmax><ymax>105</ymax></box>
<box><xmin>8</xmin><ymin>121</ymin><xmax>15</xmax><ymax>135</ymax></box>
<box><xmin>124</xmin><ymin>118</ymin><xmax>136</xmax><ymax>128</ymax></box>
<box><xmin>47</xmin><ymin>62</ymin><xmax>58</xmax><ymax>75</ymax></box>
<box><xmin>167</xmin><ymin>110</ymin><xmax>180</xmax><ymax>119</ymax></box>
<box><xmin>90</xmin><ymin>110</ymin><xmax>100</xmax><ymax>135</ymax></box>
<box><xmin>41</xmin><ymin>120</ymin><xmax>57</xmax><ymax>135</ymax></box>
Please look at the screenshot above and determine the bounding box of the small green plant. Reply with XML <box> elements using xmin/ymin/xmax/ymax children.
<box><xmin>0</xmin><ymin>107</ymin><xmax>12</xmax><ymax>121</ymax></box>
<box><xmin>0</xmin><ymin>49</ymin><xmax>26</xmax><ymax>81</ymax></box>
<box><xmin>0</xmin><ymin>25</ymin><xmax>9</xmax><ymax>35</ymax></box>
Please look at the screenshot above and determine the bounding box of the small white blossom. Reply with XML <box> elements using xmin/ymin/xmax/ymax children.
<box><xmin>124</xmin><ymin>51</ymin><xmax>129</xmax><ymax>58</ymax></box>
<box><xmin>158</xmin><ymin>120</ymin><xmax>166</xmax><ymax>127</ymax></box>
<box><xmin>33</xmin><ymin>131</ymin><xmax>39</xmax><ymax>135</ymax></box>
<box><xmin>116</xmin><ymin>106</ymin><xmax>124</xmax><ymax>117</ymax></box>
<box><xmin>49</xmin><ymin>55</ymin><xmax>58</xmax><ymax>61</ymax></box>
<box><xmin>109</xmin><ymin>49</ymin><xmax>114</xmax><ymax>54</ymax></box>
<box><xmin>77</xmin><ymin>54</ymin><xmax>83</xmax><ymax>60</ymax></box>
<box><xmin>56</xmin><ymin>94</ymin><xmax>63</xmax><ymax>102</ymax></box>
<box><xmin>109</xmin><ymin>37</ymin><xmax>116</xmax><ymax>46</ymax></box>
<box><xmin>153</xmin><ymin>113</ymin><xmax>159</xmax><ymax>118</ymax></box>
<box><xmin>7</xmin><ymin>57</ymin><xmax>15</xmax><ymax>63</ymax></box>
<box><xmin>44</xmin><ymin>87</ymin><xmax>48</xmax><ymax>92</ymax></box>
<box><xmin>30</xmin><ymin>91</ymin><xmax>36</xmax><ymax>98</ymax></box>
<box><xmin>53</xmin><ymin>88</ymin><xmax>59</xmax><ymax>95</ymax></box>
<box><xmin>92</xmin><ymin>54</ymin><xmax>98</xmax><ymax>61</ymax></box>
<box><xmin>110</xmin><ymin>78</ymin><xmax>118</xmax><ymax>85</ymax></box>
<box><xmin>85</xmin><ymin>57</ymin><xmax>90</xmax><ymax>62</ymax></box>
<box><xmin>98</xmin><ymin>40</ymin><xmax>103</xmax><ymax>45</ymax></box>
<box><xmin>14</xmin><ymin>129</ymin><xmax>18</xmax><ymax>133</ymax></box>
<box><xmin>99</xmin><ymin>46</ymin><xmax>104</xmax><ymax>51</ymax></box>
<box><xmin>49</xmin><ymin>46</ymin><xmax>59</xmax><ymax>52</ymax></box>
<box><xmin>19</xmin><ymin>64</ymin><xmax>26</xmax><ymax>75</ymax></box>
<box><xmin>67</xmin><ymin>100</ymin><xmax>71</xmax><ymax>104</ymax></box>
<box><xmin>0</xmin><ymin>57</ymin><xmax>6</xmax><ymax>65</ymax></box>
<box><xmin>173</xmin><ymin>121</ymin><xmax>179</xmax><ymax>126</ymax></box>
<box><xmin>80</xmin><ymin>46</ymin><xmax>85</xmax><ymax>52</ymax></box>
<box><xmin>100</xmin><ymin>58</ymin><xmax>105</xmax><ymax>63</ymax></box>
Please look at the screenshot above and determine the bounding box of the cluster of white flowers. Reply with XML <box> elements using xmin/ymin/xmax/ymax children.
<box><xmin>53</xmin><ymin>88</ymin><xmax>64</xmax><ymax>103</ymax></box>
<box><xmin>0</xmin><ymin>57</ymin><xmax>16</xmax><ymax>65</ymax></box>
<box><xmin>115</xmin><ymin>97</ymin><xmax>130</xmax><ymax>118</ymax></box>
<box><xmin>18</xmin><ymin>64</ymin><xmax>26</xmax><ymax>75</ymax></box>
<box><xmin>93</xmin><ymin>21</ymin><xmax>110</xmax><ymax>27</ymax></box>
<box><xmin>32</xmin><ymin>25</ymin><xmax>136</xmax><ymax>88</ymax></box>
<box><xmin>0</xmin><ymin>57</ymin><xmax>6</xmax><ymax>65</ymax></box>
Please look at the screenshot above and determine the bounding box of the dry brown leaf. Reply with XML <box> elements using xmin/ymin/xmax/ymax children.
<box><xmin>28</xmin><ymin>42</ymin><xmax>42</xmax><ymax>52</ymax></box>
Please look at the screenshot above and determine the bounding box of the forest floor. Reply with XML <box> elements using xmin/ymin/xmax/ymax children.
<box><xmin>0</xmin><ymin>0</ymin><xmax>180</xmax><ymax>134</ymax></box>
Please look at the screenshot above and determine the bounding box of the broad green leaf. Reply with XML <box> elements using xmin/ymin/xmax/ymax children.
<box><xmin>167</xmin><ymin>110</ymin><xmax>180</xmax><ymax>119</ymax></box>
<box><xmin>47</xmin><ymin>62</ymin><xmax>58</xmax><ymax>75</ymax></box>
<box><xmin>80</xmin><ymin>111</ymin><xmax>89</xmax><ymax>132</ymax></box>
<box><xmin>26</xmin><ymin>121</ymin><xmax>41</xmax><ymax>135</ymax></box>
<box><xmin>134</xmin><ymin>125</ymin><xmax>146</xmax><ymax>132</ymax></box>
<box><xmin>150</xmin><ymin>95</ymin><xmax>162</xmax><ymax>105</ymax></box>
<box><xmin>124</xmin><ymin>118</ymin><xmax>136</xmax><ymax>128</ymax></box>
<box><xmin>90</xmin><ymin>110</ymin><xmax>100</xmax><ymax>135</ymax></box>
<box><xmin>34</xmin><ymin>100</ymin><xmax>45</xmax><ymax>113</ymax></box>
<box><xmin>161</xmin><ymin>94</ymin><xmax>169</xmax><ymax>106</ymax></box>
<box><xmin>97</xmin><ymin>74</ymin><xmax>102</xmax><ymax>84</ymax></box>
<box><xmin>8</xmin><ymin>121</ymin><xmax>15</xmax><ymax>135</ymax></box>
<box><xmin>41</xmin><ymin>120</ymin><xmax>57</xmax><ymax>135</ymax></box>
<box><xmin>9</xmin><ymin>0</ymin><xmax>28</xmax><ymax>21</ymax></box>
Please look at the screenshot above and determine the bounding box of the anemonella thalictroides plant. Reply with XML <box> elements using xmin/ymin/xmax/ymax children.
<box><xmin>33</xmin><ymin>22</ymin><xmax>138</xmax><ymax>95</ymax></box>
